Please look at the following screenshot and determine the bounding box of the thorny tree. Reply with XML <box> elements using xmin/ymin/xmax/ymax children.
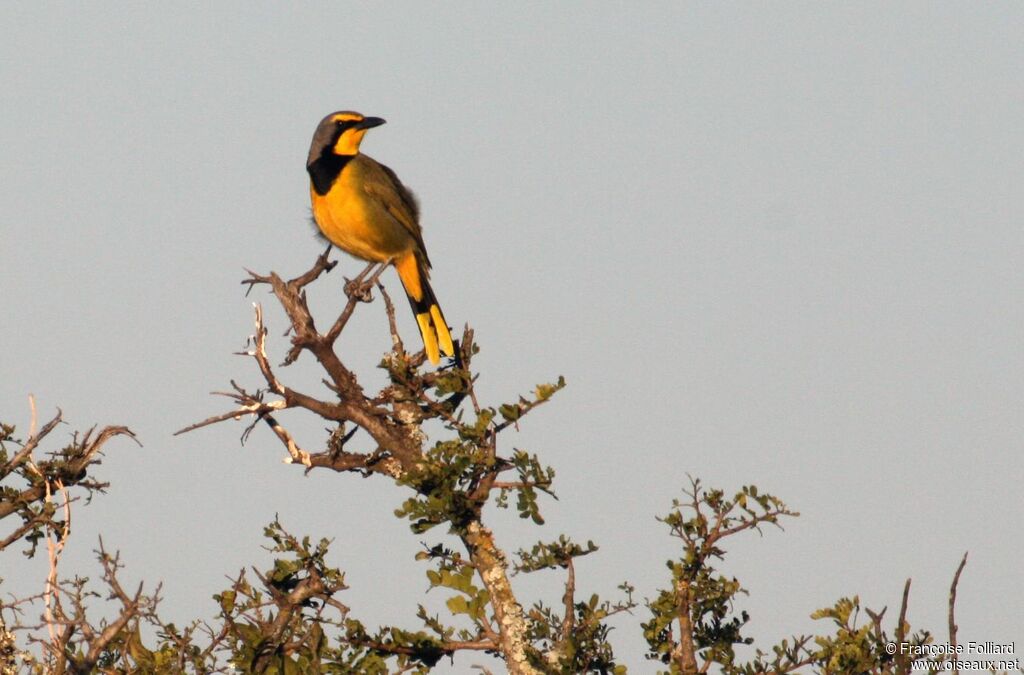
<box><xmin>0</xmin><ymin>402</ymin><xmax>144</xmax><ymax>673</ymax></box>
<box><xmin>1</xmin><ymin>251</ymin><xmax>1014</xmax><ymax>674</ymax></box>
<box><xmin>173</xmin><ymin>249</ymin><xmax>632</xmax><ymax>674</ymax></box>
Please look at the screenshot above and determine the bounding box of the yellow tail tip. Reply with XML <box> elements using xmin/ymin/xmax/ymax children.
<box><xmin>416</xmin><ymin>312</ymin><xmax>441</xmax><ymax>364</ymax></box>
<box><xmin>430</xmin><ymin>304</ymin><xmax>455</xmax><ymax>357</ymax></box>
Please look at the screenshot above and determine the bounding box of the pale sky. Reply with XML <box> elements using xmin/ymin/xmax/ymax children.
<box><xmin>2</xmin><ymin>3</ymin><xmax>1021</xmax><ymax>670</ymax></box>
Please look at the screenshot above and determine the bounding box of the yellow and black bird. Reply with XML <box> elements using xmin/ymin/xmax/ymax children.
<box><xmin>306</xmin><ymin>111</ymin><xmax>454</xmax><ymax>364</ymax></box>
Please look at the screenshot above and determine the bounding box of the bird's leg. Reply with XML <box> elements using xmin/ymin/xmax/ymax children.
<box><xmin>343</xmin><ymin>261</ymin><xmax>378</xmax><ymax>298</ymax></box>
<box><xmin>345</xmin><ymin>261</ymin><xmax>377</xmax><ymax>287</ymax></box>
<box><xmin>344</xmin><ymin>262</ymin><xmax>388</xmax><ymax>302</ymax></box>
<box><xmin>366</xmin><ymin>262</ymin><xmax>388</xmax><ymax>287</ymax></box>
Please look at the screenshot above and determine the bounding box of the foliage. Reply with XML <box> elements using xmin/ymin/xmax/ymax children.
<box><xmin>1</xmin><ymin>255</ymin><xmax>1006</xmax><ymax>674</ymax></box>
<box><xmin>642</xmin><ymin>479</ymin><xmax>796</xmax><ymax>672</ymax></box>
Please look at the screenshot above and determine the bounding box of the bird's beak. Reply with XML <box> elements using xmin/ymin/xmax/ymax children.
<box><xmin>357</xmin><ymin>117</ymin><xmax>386</xmax><ymax>130</ymax></box>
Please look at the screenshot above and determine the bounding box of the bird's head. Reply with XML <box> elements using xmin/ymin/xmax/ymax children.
<box><xmin>307</xmin><ymin>111</ymin><xmax>386</xmax><ymax>166</ymax></box>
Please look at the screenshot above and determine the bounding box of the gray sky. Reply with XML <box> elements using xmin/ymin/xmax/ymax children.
<box><xmin>2</xmin><ymin>2</ymin><xmax>1021</xmax><ymax>669</ymax></box>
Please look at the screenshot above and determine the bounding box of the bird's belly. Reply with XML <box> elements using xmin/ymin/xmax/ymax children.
<box><xmin>311</xmin><ymin>190</ymin><xmax>403</xmax><ymax>263</ymax></box>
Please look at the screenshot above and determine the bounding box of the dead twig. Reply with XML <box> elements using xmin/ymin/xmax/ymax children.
<box><xmin>948</xmin><ymin>553</ymin><xmax>968</xmax><ymax>675</ymax></box>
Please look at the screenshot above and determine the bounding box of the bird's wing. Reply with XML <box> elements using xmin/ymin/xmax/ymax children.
<box><xmin>360</xmin><ymin>157</ymin><xmax>431</xmax><ymax>266</ymax></box>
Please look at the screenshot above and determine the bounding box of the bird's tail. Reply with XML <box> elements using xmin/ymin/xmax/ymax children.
<box><xmin>394</xmin><ymin>252</ymin><xmax>454</xmax><ymax>364</ymax></box>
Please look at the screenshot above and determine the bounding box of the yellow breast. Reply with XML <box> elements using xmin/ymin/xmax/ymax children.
<box><xmin>310</xmin><ymin>166</ymin><xmax>391</xmax><ymax>263</ymax></box>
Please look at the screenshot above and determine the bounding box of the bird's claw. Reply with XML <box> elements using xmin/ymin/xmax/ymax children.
<box><xmin>344</xmin><ymin>278</ymin><xmax>375</xmax><ymax>302</ymax></box>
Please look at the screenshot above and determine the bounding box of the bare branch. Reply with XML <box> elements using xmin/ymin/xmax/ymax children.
<box><xmin>948</xmin><ymin>552</ymin><xmax>968</xmax><ymax>675</ymax></box>
<box><xmin>895</xmin><ymin>578</ymin><xmax>911</xmax><ymax>675</ymax></box>
<box><xmin>322</xmin><ymin>262</ymin><xmax>387</xmax><ymax>346</ymax></box>
<box><xmin>182</xmin><ymin>254</ymin><xmax>428</xmax><ymax>472</ymax></box>
<box><xmin>0</xmin><ymin>418</ymin><xmax>135</xmax><ymax>556</ymax></box>
<box><xmin>0</xmin><ymin>408</ymin><xmax>63</xmax><ymax>479</ymax></box>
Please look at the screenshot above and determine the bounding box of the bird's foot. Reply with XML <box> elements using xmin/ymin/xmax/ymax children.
<box><xmin>344</xmin><ymin>277</ymin><xmax>376</xmax><ymax>302</ymax></box>
<box><xmin>344</xmin><ymin>262</ymin><xmax>388</xmax><ymax>302</ymax></box>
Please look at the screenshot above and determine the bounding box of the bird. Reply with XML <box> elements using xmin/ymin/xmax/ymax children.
<box><xmin>306</xmin><ymin>111</ymin><xmax>454</xmax><ymax>364</ymax></box>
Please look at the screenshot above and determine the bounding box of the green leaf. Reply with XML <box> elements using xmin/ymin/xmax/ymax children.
<box><xmin>446</xmin><ymin>595</ymin><xmax>470</xmax><ymax>615</ymax></box>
